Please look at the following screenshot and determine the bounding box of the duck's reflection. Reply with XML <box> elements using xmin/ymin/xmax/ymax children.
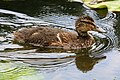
<box><xmin>2</xmin><ymin>47</ymin><xmax>106</xmax><ymax>73</ymax></box>
<box><xmin>36</xmin><ymin>48</ymin><xmax>106</xmax><ymax>73</ymax></box>
<box><xmin>75</xmin><ymin>49</ymin><xmax>106</xmax><ymax>73</ymax></box>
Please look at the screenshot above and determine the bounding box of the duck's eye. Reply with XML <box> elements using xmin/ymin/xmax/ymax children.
<box><xmin>77</xmin><ymin>23</ymin><xmax>84</xmax><ymax>27</ymax></box>
<box><xmin>81</xmin><ymin>31</ymin><xmax>87</xmax><ymax>33</ymax></box>
<box><xmin>96</xmin><ymin>26</ymin><xmax>99</xmax><ymax>28</ymax></box>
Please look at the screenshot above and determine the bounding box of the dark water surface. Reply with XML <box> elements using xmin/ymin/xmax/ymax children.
<box><xmin>0</xmin><ymin>0</ymin><xmax>120</xmax><ymax>80</ymax></box>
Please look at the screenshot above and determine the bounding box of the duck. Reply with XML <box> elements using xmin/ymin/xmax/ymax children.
<box><xmin>13</xmin><ymin>15</ymin><xmax>105</xmax><ymax>49</ymax></box>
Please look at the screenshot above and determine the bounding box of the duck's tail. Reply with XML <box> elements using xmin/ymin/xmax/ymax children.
<box><xmin>13</xmin><ymin>31</ymin><xmax>25</xmax><ymax>44</ymax></box>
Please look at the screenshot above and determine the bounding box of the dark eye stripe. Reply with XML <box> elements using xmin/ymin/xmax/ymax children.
<box><xmin>80</xmin><ymin>20</ymin><xmax>96</xmax><ymax>27</ymax></box>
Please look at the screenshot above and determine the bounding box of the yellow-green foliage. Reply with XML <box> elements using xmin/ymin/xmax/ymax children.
<box><xmin>0</xmin><ymin>61</ymin><xmax>44</xmax><ymax>80</ymax></box>
<box><xmin>84</xmin><ymin>0</ymin><xmax>120</xmax><ymax>12</ymax></box>
<box><xmin>69</xmin><ymin>0</ymin><xmax>120</xmax><ymax>12</ymax></box>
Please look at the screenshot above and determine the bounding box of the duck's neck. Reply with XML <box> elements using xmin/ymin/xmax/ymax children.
<box><xmin>77</xmin><ymin>32</ymin><xmax>94</xmax><ymax>40</ymax></box>
<box><xmin>77</xmin><ymin>32</ymin><xmax>95</xmax><ymax>47</ymax></box>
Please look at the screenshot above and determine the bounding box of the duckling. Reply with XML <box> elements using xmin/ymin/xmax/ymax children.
<box><xmin>13</xmin><ymin>16</ymin><xmax>105</xmax><ymax>49</ymax></box>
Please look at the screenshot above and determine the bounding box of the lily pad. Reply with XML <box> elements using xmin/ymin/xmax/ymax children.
<box><xmin>0</xmin><ymin>61</ymin><xmax>44</xmax><ymax>80</ymax></box>
<box><xmin>69</xmin><ymin>0</ymin><xmax>120</xmax><ymax>12</ymax></box>
<box><xmin>84</xmin><ymin>0</ymin><xmax>120</xmax><ymax>12</ymax></box>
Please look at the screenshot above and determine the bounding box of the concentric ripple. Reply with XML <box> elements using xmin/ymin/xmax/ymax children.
<box><xmin>83</xmin><ymin>10</ymin><xmax>118</xmax><ymax>56</ymax></box>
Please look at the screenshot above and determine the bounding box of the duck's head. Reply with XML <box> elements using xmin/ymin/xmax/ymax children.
<box><xmin>75</xmin><ymin>15</ymin><xmax>106</xmax><ymax>37</ymax></box>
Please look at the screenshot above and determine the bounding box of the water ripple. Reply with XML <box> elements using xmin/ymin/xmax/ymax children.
<box><xmin>0</xmin><ymin>9</ymin><xmax>54</xmax><ymax>27</ymax></box>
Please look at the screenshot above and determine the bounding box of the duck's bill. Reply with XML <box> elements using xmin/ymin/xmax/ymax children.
<box><xmin>95</xmin><ymin>27</ymin><xmax>106</xmax><ymax>33</ymax></box>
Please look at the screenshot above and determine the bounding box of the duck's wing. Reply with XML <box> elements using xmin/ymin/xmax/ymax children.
<box><xmin>50</xmin><ymin>32</ymin><xmax>74</xmax><ymax>47</ymax></box>
<box><xmin>56</xmin><ymin>32</ymin><xmax>78</xmax><ymax>43</ymax></box>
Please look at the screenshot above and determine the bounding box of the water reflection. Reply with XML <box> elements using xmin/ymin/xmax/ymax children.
<box><xmin>114</xmin><ymin>12</ymin><xmax>120</xmax><ymax>48</ymax></box>
<box><xmin>0</xmin><ymin>47</ymin><xmax>107</xmax><ymax>73</ymax></box>
<box><xmin>0</xmin><ymin>0</ymin><xmax>84</xmax><ymax>15</ymax></box>
<box><xmin>75</xmin><ymin>49</ymin><xmax>106</xmax><ymax>73</ymax></box>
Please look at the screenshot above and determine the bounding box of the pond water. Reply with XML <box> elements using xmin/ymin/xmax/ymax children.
<box><xmin>0</xmin><ymin>0</ymin><xmax>120</xmax><ymax>80</ymax></box>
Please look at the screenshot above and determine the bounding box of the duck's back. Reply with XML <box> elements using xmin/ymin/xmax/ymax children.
<box><xmin>13</xmin><ymin>26</ymin><xmax>78</xmax><ymax>47</ymax></box>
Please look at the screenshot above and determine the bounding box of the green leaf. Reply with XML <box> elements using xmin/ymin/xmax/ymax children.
<box><xmin>84</xmin><ymin>0</ymin><xmax>120</xmax><ymax>12</ymax></box>
<box><xmin>0</xmin><ymin>61</ymin><xmax>44</xmax><ymax>80</ymax></box>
